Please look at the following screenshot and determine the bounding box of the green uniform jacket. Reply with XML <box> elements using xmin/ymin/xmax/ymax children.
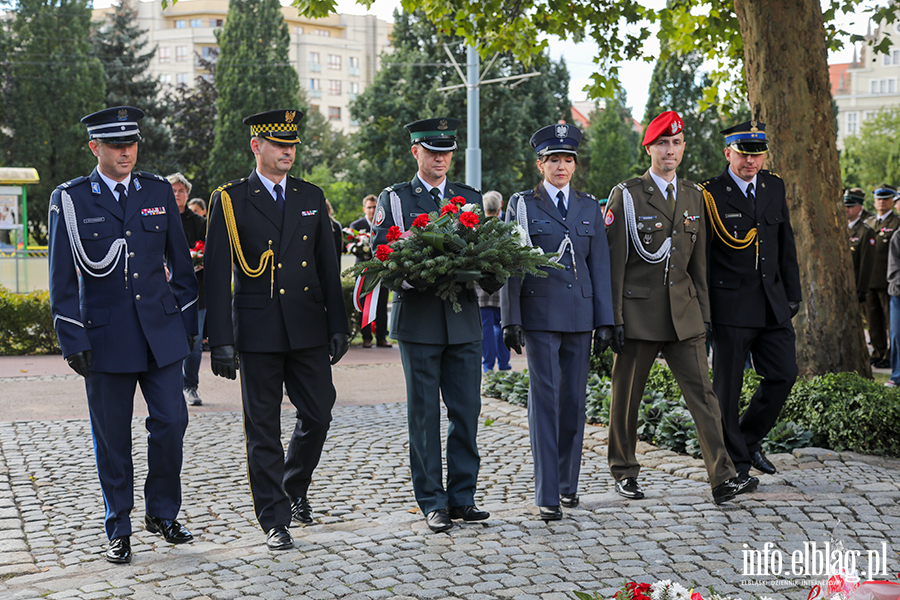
<box><xmin>372</xmin><ymin>175</ymin><xmax>483</xmax><ymax>345</ymax></box>
<box><xmin>849</xmin><ymin>218</ymin><xmax>875</xmax><ymax>295</ymax></box>
<box><xmin>864</xmin><ymin>211</ymin><xmax>900</xmax><ymax>290</ymax></box>
<box><xmin>605</xmin><ymin>170</ymin><xmax>709</xmax><ymax>342</ymax></box>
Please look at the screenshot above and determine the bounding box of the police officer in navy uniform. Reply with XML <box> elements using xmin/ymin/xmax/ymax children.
<box><xmin>48</xmin><ymin>106</ymin><xmax>199</xmax><ymax>564</ymax></box>
<box><xmin>500</xmin><ymin>124</ymin><xmax>614</xmax><ymax>521</ymax></box>
<box><xmin>701</xmin><ymin>120</ymin><xmax>802</xmax><ymax>478</ymax></box>
<box><xmin>204</xmin><ymin>110</ymin><xmax>350</xmax><ymax>551</ymax></box>
<box><xmin>372</xmin><ymin>118</ymin><xmax>492</xmax><ymax>533</ymax></box>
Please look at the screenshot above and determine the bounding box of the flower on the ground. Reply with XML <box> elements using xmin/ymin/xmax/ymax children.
<box><xmin>386</xmin><ymin>225</ymin><xmax>401</xmax><ymax>243</ymax></box>
<box><xmin>375</xmin><ymin>244</ymin><xmax>393</xmax><ymax>261</ymax></box>
<box><xmin>412</xmin><ymin>214</ymin><xmax>430</xmax><ymax>228</ymax></box>
<box><xmin>459</xmin><ymin>211</ymin><xmax>479</xmax><ymax>229</ymax></box>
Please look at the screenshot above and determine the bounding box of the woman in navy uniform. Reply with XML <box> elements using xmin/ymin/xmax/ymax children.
<box><xmin>48</xmin><ymin>106</ymin><xmax>199</xmax><ymax>564</ymax></box>
<box><xmin>500</xmin><ymin>124</ymin><xmax>614</xmax><ymax>521</ymax></box>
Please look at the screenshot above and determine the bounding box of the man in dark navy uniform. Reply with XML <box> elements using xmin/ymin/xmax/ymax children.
<box><xmin>349</xmin><ymin>194</ymin><xmax>391</xmax><ymax>347</ymax></box>
<box><xmin>701</xmin><ymin>120</ymin><xmax>802</xmax><ymax>479</ymax></box>
<box><xmin>204</xmin><ymin>110</ymin><xmax>350</xmax><ymax>551</ymax></box>
<box><xmin>372</xmin><ymin>118</ymin><xmax>491</xmax><ymax>533</ymax></box>
<box><xmin>48</xmin><ymin>106</ymin><xmax>199</xmax><ymax>564</ymax></box>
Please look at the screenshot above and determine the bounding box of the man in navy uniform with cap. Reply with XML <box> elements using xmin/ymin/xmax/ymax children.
<box><xmin>48</xmin><ymin>106</ymin><xmax>199</xmax><ymax>564</ymax></box>
<box><xmin>372</xmin><ymin>117</ymin><xmax>492</xmax><ymax>533</ymax></box>
<box><xmin>700</xmin><ymin>120</ymin><xmax>802</xmax><ymax>478</ymax></box>
<box><xmin>204</xmin><ymin>109</ymin><xmax>350</xmax><ymax>551</ymax></box>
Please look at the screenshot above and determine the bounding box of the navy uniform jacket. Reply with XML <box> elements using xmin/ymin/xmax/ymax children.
<box><xmin>501</xmin><ymin>187</ymin><xmax>614</xmax><ymax>332</ymax></box>
<box><xmin>349</xmin><ymin>216</ymin><xmax>373</xmax><ymax>263</ymax></box>
<box><xmin>702</xmin><ymin>167</ymin><xmax>802</xmax><ymax>327</ymax></box>
<box><xmin>372</xmin><ymin>175</ymin><xmax>482</xmax><ymax>345</ymax></box>
<box><xmin>204</xmin><ymin>171</ymin><xmax>349</xmax><ymax>353</ymax></box>
<box><xmin>48</xmin><ymin>168</ymin><xmax>199</xmax><ymax>373</ymax></box>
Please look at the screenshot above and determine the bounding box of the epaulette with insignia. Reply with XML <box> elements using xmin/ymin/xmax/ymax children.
<box><xmin>621</xmin><ymin>177</ymin><xmax>642</xmax><ymax>189</ymax></box>
<box><xmin>699</xmin><ymin>174</ymin><xmax>721</xmax><ymax>189</ymax></box>
<box><xmin>383</xmin><ymin>181</ymin><xmax>410</xmax><ymax>194</ymax></box>
<box><xmin>213</xmin><ymin>178</ymin><xmax>246</xmax><ymax>194</ymax></box>
<box><xmin>57</xmin><ymin>176</ymin><xmax>87</xmax><ymax>190</ymax></box>
<box><xmin>137</xmin><ymin>171</ymin><xmax>167</xmax><ymax>182</ymax></box>
<box><xmin>761</xmin><ymin>169</ymin><xmax>781</xmax><ymax>179</ymax></box>
<box><xmin>576</xmin><ymin>191</ymin><xmax>597</xmax><ymax>201</ymax></box>
<box><xmin>454</xmin><ymin>181</ymin><xmax>482</xmax><ymax>194</ymax></box>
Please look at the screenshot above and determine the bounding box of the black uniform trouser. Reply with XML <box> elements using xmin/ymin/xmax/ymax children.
<box><xmin>239</xmin><ymin>347</ymin><xmax>335</xmax><ymax>533</ymax></box>
<box><xmin>866</xmin><ymin>288</ymin><xmax>890</xmax><ymax>360</ymax></box>
<box><xmin>712</xmin><ymin>321</ymin><xmax>797</xmax><ymax>473</ymax></box>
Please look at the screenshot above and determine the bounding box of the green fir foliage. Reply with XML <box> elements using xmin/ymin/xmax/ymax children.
<box><xmin>3</xmin><ymin>0</ymin><xmax>106</xmax><ymax>243</ymax></box>
<box><xmin>208</xmin><ymin>0</ymin><xmax>303</xmax><ymax>186</ymax></box>
<box><xmin>91</xmin><ymin>0</ymin><xmax>171</xmax><ymax>174</ymax></box>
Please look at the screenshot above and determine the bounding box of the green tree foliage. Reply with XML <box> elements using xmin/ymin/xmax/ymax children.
<box><xmin>348</xmin><ymin>9</ymin><xmax>570</xmax><ymax>204</ymax></box>
<box><xmin>166</xmin><ymin>53</ymin><xmax>219</xmax><ymax>201</ymax></box>
<box><xmin>643</xmin><ymin>50</ymin><xmax>726</xmax><ymax>182</ymax></box>
<box><xmin>2</xmin><ymin>0</ymin><xmax>106</xmax><ymax>244</ymax></box>
<box><xmin>575</xmin><ymin>89</ymin><xmax>643</xmax><ymax>200</ymax></box>
<box><xmin>208</xmin><ymin>0</ymin><xmax>304</xmax><ymax>186</ymax></box>
<box><xmin>840</xmin><ymin>107</ymin><xmax>900</xmax><ymax>195</ymax></box>
<box><xmin>90</xmin><ymin>0</ymin><xmax>170</xmax><ymax>174</ymax></box>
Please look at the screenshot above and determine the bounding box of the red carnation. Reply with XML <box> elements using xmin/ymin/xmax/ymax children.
<box><xmin>411</xmin><ymin>214</ymin><xmax>430</xmax><ymax>228</ymax></box>
<box><xmin>459</xmin><ymin>211</ymin><xmax>479</xmax><ymax>228</ymax></box>
<box><xmin>441</xmin><ymin>203</ymin><xmax>459</xmax><ymax>215</ymax></box>
<box><xmin>386</xmin><ymin>225</ymin><xmax>401</xmax><ymax>242</ymax></box>
<box><xmin>375</xmin><ymin>244</ymin><xmax>394</xmax><ymax>261</ymax></box>
<box><xmin>192</xmin><ymin>240</ymin><xmax>205</xmax><ymax>252</ymax></box>
<box><xmin>450</xmin><ymin>195</ymin><xmax>465</xmax><ymax>206</ymax></box>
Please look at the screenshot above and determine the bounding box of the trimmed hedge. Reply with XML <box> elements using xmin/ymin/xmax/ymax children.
<box><xmin>0</xmin><ymin>285</ymin><xmax>59</xmax><ymax>355</ymax></box>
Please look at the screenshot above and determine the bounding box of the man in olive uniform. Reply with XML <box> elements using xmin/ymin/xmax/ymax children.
<box><xmin>602</xmin><ymin>111</ymin><xmax>751</xmax><ymax>505</ymax></box>
<box><xmin>864</xmin><ymin>184</ymin><xmax>900</xmax><ymax>368</ymax></box>
<box><xmin>372</xmin><ymin>118</ymin><xmax>493</xmax><ymax>533</ymax></box>
<box><xmin>846</xmin><ymin>188</ymin><xmax>874</xmax><ymax>305</ymax></box>
<box><xmin>205</xmin><ymin>110</ymin><xmax>350</xmax><ymax>551</ymax></box>
<box><xmin>701</xmin><ymin>120</ymin><xmax>802</xmax><ymax>478</ymax></box>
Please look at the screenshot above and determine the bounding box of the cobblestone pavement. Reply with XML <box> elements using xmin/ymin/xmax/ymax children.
<box><xmin>1</xmin><ymin>396</ymin><xmax>899</xmax><ymax>600</ymax></box>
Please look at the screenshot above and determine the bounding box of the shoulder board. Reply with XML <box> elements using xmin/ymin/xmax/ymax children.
<box><xmin>683</xmin><ymin>180</ymin><xmax>702</xmax><ymax>192</ymax></box>
<box><xmin>621</xmin><ymin>177</ymin><xmax>642</xmax><ymax>189</ymax></box>
<box><xmin>575</xmin><ymin>190</ymin><xmax>597</xmax><ymax>201</ymax></box>
<box><xmin>383</xmin><ymin>181</ymin><xmax>410</xmax><ymax>194</ymax></box>
<box><xmin>57</xmin><ymin>176</ymin><xmax>87</xmax><ymax>190</ymax></box>
<box><xmin>453</xmin><ymin>181</ymin><xmax>482</xmax><ymax>194</ymax></box>
<box><xmin>213</xmin><ymin>178</ymin><xmax>246</xmax><ymax>194</ymax></box>
<box><xmin>137</xmin><ymin>171</ymin><xmax>167</xmax><ymax>182</ymax></box>
<box><xmin>288</xmin><ymin>174</ymin><xmax>308</xmax><ymax>184</ymax></box>
<box><xmin>760</xmin><ymin>169</ymin><xmax>781</xmax><ymax>180</ymax></box>
<box><xmin>699</xmin><ymin>174</ymin><xmax>721</xmax><ymax>189</ymax></box>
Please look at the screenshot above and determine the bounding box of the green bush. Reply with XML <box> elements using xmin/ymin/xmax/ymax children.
<box><xmin>0</xmin><ymin>285</ymin><xmax>59</xmax><ymax>355</ymax></box>
<box><xmin>584</xmin><ymin>374</ymin><xmax>612</xmax><ymax>425</ymax></box>
<box><xmin>590</xmin><ymin>347</ymin><xmax>614</xmax><ymax>379</ymax></box>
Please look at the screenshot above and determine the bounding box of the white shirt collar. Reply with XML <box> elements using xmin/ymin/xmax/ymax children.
<box><xmin>255</xmin><ymin>169</ymin><xmax>288</xmax><ymax>202</ymax></box>
<box><xmin>648</xmin><ymin>170</ymin><xmax>677</xmax><ymax>202</ymax></box>
<box><xmin>97</xmin><ymin>170</ymin><xmax>132</xmax><ymax>201</ymax></box>
<box><xmin>727</xmin><ymin>167</ymin><xmax>757</xmax><ymax>197</ymax></box>
<box><xmin>416</xmin><ymin>174</ymin><xmax>446</xmax><ymax>199</ymax></box>
<box><xmin>542</xmin><ymin>181</ymin><xmax>570</xmax><ymax>208</ymax></box>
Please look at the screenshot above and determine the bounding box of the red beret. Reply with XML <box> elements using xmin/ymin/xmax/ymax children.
<box><xmin>643</xmin><ymin>111</ymin><xmax>684</xmax><ymax>146</ymax></box>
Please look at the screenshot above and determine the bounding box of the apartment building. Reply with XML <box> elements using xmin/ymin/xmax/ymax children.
<box><xmin>93</xmin><ymin>0</ymin><xmax>393</xmax><ymax>134</ymax></box>
<box><xmin>831</xmin><ymin>19</ymin><xmax>900</xmax><ymax>149</ymax></box>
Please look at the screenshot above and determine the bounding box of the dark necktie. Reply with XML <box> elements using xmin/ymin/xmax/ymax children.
<box><xmin>429</xmin><ymin>187</ymin><xmax>440</xmax><ymax>208</ymax></box>
<box><xmin>274</xmin><ymin>183</ymin><xmax>285</xmax><ymax>213</ymax></box>
<box><xmin>746</xmin><ymin>182</ymin><xmax>756</xmax><ymax>213</ymax></box>
<box><xmin>666</xmin><ymin>183</ymin><xmax>675</xmax><ymax>217</ymax></box>
<box><xmin>115</xmin><ymin>183</ymin><xmax>128</xmax><ymax>213</ymax></box>
<box><xmin>557</xmin><ymin>190</ymin><xmax>567</xmax><ymax>219</ymax></box>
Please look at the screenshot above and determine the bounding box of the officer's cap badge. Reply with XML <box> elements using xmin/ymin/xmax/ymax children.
<box><xmin>285</xmin><ymin>110</ymin><xmax>296</xmax><ymax>123</ymax></box>
<box><xmin>555</xmin><ymin>124</ymin><xmax>569</xmax><ymax>139</ymax></box>
<box><xmin>117</xmin><ymin>109</ymin><xmax>128</xmax><ymax>121</ymax></box>
<box><xmin>437</xmin><ymin>119</ymin><xmax>448</xmax><ymax>131</ymax></box>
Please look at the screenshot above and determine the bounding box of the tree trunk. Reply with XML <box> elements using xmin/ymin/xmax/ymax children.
<box><xmin>733</xmin><ymin>0</ymin><xmax>872</xmax><ymax>377</ymax></box>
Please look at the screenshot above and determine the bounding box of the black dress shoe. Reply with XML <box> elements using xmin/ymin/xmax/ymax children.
<box><xmin>266</xmin><ymin>525</ymin><xmax>294</xmax><ymax>550</ymax></box>
<box><xmin>105</xmin><ymin>536</ymin><xmax>131</xmax><ymax>564</ymax></box>
<box><xmin>376</xmin><ymin>340</ymin><xmax>392</xmax><ymax>348</ymax></box>
<box><xmin>145</xmin><ymin>515</ymin><xmax>193</xmax><ymax>544</ymax></box>
<box><xmin>711</xmin><ymin>478</ymin><xmax>741</xmax><ymax>505</ymax></box>
<box><xmin>448</xmin><ymin>505</ymin><xmax>489</xmax><ymax>521</ymax></box>
<box><xmin>750</xmin><ymin>450</ymin><xmax>777</xmax><ymax>474</ymax></box>
<box><xmin>426</xmin><ymin>509</ymin><xmax>453</xmax><ymax>532</ymax></box>
<box><xmin>735</xmin><ymin>471</ymin><xmax>760</xmax><ymax>495</ymax></box>
<box><xmin>539</xmin><ymin>505</ymin><xmax>562</xmax><ymax>521</ymax></box>
<box><xmin>291</xmin><ymin>496</ymin><xmax>313</xmax><ymax>524</ymax></box>
<box><xmin>560</xmin><ymin>493</ymin><xmax>579</xmax><ymax>508</ymax></box>
<box><xmin>615</xmin><ymin>477</ymin><xmax>645</xmax><ymax>499</ymax></box>
<box><xmin>874</xmin><ymin>358</ymin><xmax>891</xmax><ymax>369</ymax></box>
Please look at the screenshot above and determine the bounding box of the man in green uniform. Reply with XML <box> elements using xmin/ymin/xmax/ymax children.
<box><xmin>864</xmin><ymin>184</ymin><xmax>900</xmax><ymax>368</ymax></box>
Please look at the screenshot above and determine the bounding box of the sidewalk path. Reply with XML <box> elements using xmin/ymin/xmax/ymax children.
<box><xmin>0</xmin><ymin>349</ymin><xmax>898</xmax><ymax>600</ymax></box>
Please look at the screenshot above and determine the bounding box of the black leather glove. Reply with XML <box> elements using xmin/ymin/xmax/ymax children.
<box><xmin>593</xmin><ymin>327</ymin><xmax>613</xmax><ymax>357</ymax></box>
<box><xmin>211</xmin><ymin>345</ymin><xmax>239</xmax><ymax>380</ymax></box>
<box><xmin>858</xmin><ymin>291</ymin><xmax>867</xmax><ymax>303</ymax></box>
<box><xmin>480</xmin><ymin>276</ymin><xmax>504</xmax><ymax>295</ymax></box>
<box><xmin>610</xmin><ymin>325</ymin><xmax>626</xmax><ymax>354</ymax></box>
<box><xmin>788</xmin><ymin>301</ymin><xmax>800</xmax><ymax>318</ymax></box>
<box><xmin>187</xmin><ymin>334</ymin><xmax>197</xmax><ymax>352</ymax></box>
<box><xmin>329</xmin><ymin>333</ymin><xmax>350</xmax><ymax>365</ymax></box>
<box><xmin>65</xmin><ymin>350</ymin><xmax>92</xmax><ymax>378</ymax></box>
<box><xmin>503</xmin><ymin>324</ymin><xmax>525</xmax><ymax>354</ymax></box>
<box><xmin>705</xmin><ymin>322</ymin><xmax>715</xmax><ymax>343</ymax></box>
